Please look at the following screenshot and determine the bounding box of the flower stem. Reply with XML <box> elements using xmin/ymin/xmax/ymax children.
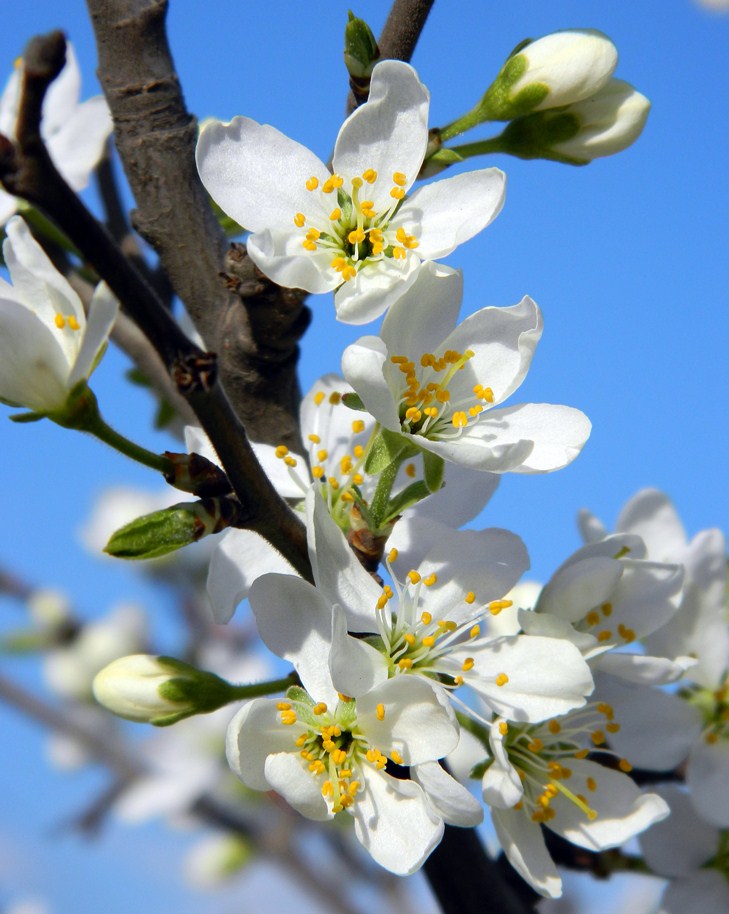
<box><xmin>438</xmin><ymin>105</ymin><xmax>489</xmax><ymax>142</ymax></box>
<box><xmin>229</xmin><ymin>674</ymin><xmax>299</xmax><ymax>701</ymax></box>
<box><xmin>448</xmin><ymin>135</ymin><xmax>509</xmax><ymax>159</ymax></box>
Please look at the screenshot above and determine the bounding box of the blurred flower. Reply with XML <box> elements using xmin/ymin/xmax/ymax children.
<box><xmin>0</xmin><ymin>43</ymin><xmax>112</xmax><ymax>225</ymax></box>
<box><xmin>0</xmin><ymin>217</ymin><xmax>117</xmax><ymax>415</ymax></box>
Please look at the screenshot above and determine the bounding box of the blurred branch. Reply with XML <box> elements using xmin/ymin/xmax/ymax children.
<box><xmin>378</xmin><ymin>0</ymin><xmax>436</xmax><ymax>63</ymax></box>
<box><xmin>85</xmin><ymin>0</ymin><xmax>308</xmax><ymax>450</ymax></box>
<box><xmin>0</xmin><ymin>31</ymin><xmax>312</xmax><ymax>582</ymax></box>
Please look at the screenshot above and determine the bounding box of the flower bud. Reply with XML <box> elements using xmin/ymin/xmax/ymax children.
<box><xmin>344</xmin><ymin>12</ymin><xmax>380</xmax><ymax>80</ymax></box>
<box><xmin>93</xmin><ymin>654</ymin><xmax>237</xmax><ymax>725</ymax></box>
<box><xmin>104</xmin><ymin>497</ymin><xmax>239</xmax><ymax>560</ymax></box>
<box><xmin>498</xmin><ymin>79</ymin><xmax>650</xmax><ymax>165</ymax></box>
<box><xmin>480</xmin><ymin>30</ymin><xmax>618</xmax><ymax>121</ymax></box>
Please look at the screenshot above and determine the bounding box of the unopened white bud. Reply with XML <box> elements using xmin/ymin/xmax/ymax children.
<box><xmin>482</xmin><ymin>30</ymin><xmax>618</xmax><ymax>121</ymax></box>
<box><xmin>93</xmin><ymin>654</ymin><xmax>236</xmax><ymax>725</ymax></box>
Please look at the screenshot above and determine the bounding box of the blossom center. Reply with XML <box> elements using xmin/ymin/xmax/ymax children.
<box><xmin>293</xmin><ymin>169</ymin><xmax>419</xmax><ymax>283</ymax></box>
<box><xmin>389</xmin><ymin>349</ymin><xmax>494</xmax><ymax>439</ymax></box>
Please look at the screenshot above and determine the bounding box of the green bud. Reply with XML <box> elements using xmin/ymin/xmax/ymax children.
<box><xmin>93</xmin><ymin>654</ymin><xmax>238</xmax><ymax>725</ymax></box>
<box><xmin>104</xmin><ymin>497</ymin><xmax>238</xmax><ymax>560</ymax></box>
<box><xmin>344</xmin><ymin>11</ymin><xmax>380</xmax><ymax>80</ymax></box>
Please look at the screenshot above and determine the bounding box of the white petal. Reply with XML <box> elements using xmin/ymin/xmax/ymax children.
<box><xmin>328</xmin><ymin>605</ymin><xmax>388</xmax><ymax>697</ymax></box>
<box><xmin>412</xmin><ymin>761</ymin><xmax>483</xmax><ymax>827</ymax></box>
<box><xmin>482</xmin><ymin>722</ymin><xmax>524</xmax><ymax>809</ymax></box>
<box><xmin>247</xmin><ymin>228</ymin><xmax>340</xmax><ymax>293</ymax></box>
<box><xmin>265</xmin><ymin>752</ymin><xmax>333</xmax><ymax>821</ymax></box>
<box><xmin>491</xmin><ymin>808</ymin><xmax>562</xmax><ymax>898</ymax></box>
<box><xmin>687</xmin><ymin>738</ymin><xmax>729</xmax><ymax>827</ymax></box>
<box><xmin>68</xmin><ymin>281</ymin><xmax>118</xmax><ymax>386</ymax></box>
<box><xmin>226</xmin><ymin>699</ymin><xmax>300</xmax><ymax>791</ymax></box>
<box><xmin>379</xmin><ymin>260</ymin><xmax>463</xmax><ymax>357</ymax></box>
<box><xmin>418</xmin><ymin>433</ymin><xmax>536</xmax><ymax>474</ymax></box>
<box><xmin>306</xmin><ymin>489</ymin><xmax>382</xmax><ymax>631</ymax></box>
<box><xmin>401</xmin><ymin>168</ymin><xmax>506</xmax><ymax>259</ymax></box>
<box><xmin>248</xmin><ymin>573</ymin><xmax>337</xmax><ymax>706</ymax></box>
<box><xmin>594</xmin><ymin>651</ymin><xmax>694</xmax><ymax>686</ymax></box>
<box><xmin>206</xmin><ymin>529</ymin><xmax>296</xmax><ymax>624</ymax></box>
<box><xmin>353</xmin><ymin>767</ymin><xmax>443</xmax><ymax>875</ymax></box>
<box><xmin>46</xmin><ymin>95</ymin><xmax>112</xmax><ymax>192</ymax></box>
<box><xmin>333</xmin><ymin>253</ymin><xmax>421</xmax><ymax>325</ymax></box>
<box><xmin>358</xmin><ymin>676</ymin><xmax>459</xmax><ymax>764</ymax></box>
<box><xmin>548</xmin><ymin>759</ymin><xmax>669</xmax><ymax>850</ymax></box>
<box><xmin>333</xmin><ymin>60</ymin><xmax>429</xmax><ymax>207</ymax></box>
<box><xmin>660</xmin><ymin>870</ymin><xmax>729</xmax><ymax>914</ymax></box>
<box><xmin>341</xmin><ymin>337</ymin><xmax>401</xmax><ymax>430</ymax></box>
<box><xmin>640</xmin><ymin>784</ymin><xmax>719</xmax><ymax>877</ymax></box>
<box><xmin>615</xmin><ymin>488</ymin><xmax>687</xmax><ymax>560</ymax></box>
<box><xmin>536</xmin><ymin>556</ymin><xmax>623</xmax><ymax>622</ymax></box>
<box><xmin>196</xmin><ymin>116</ymin><xmax>330</xmax><ymax>231</ymax></box>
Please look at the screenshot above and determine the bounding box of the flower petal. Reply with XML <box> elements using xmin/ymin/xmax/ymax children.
<box><xmin>226</xmin><ymin>698</ymin><xmax>300</xmax><ymax>791</ymax></box>
<box><xmin>265</xmin><ymin>751</ymin><xmax>333</xmax><ymax>821</ymax></box>
<box><xmin>401</xmin><ymin>168</ymin><xmax>506</xmax><ymax>259</ymax></box>
<box><xmin>328</xmin><ymin>605</ymin><xmax>389</xmax><ymax>697</ymax></box>
<box><xmin>196</xmin><ymin>116</ymin><xmax>330</xmax><ymax>232</ymax></box>
<box><xmin>687</xmin><ymin>738</ymin><xmax>729</xmax><ymax>827</ymax></box>
<box><xmin>341</xmin><ymin>336</ymin><xmax>401</xmax><ymax>431</ymax></box>
<box><xmin>492</xmin><ymin>807</ymin><xmax>562</xmax><ymax>898</ymax></box>
<box><xmin>333</xmin><ymin>252</ymin><xmax>421</xmax><ymax>324</ymax></box>
<box><xmin>68</xmin><ymin>281</ymin><xmax>118</xmax><ymax>386</ymax></box>
<box><xmin>412</xmin><ymin>761</ymin><xmax>483</xmax><ymax>827</ymax></box>
<box><xmin>247</xmin><ymin>228</ymin><xmax>340</xmax><ymax>293</ymax></box>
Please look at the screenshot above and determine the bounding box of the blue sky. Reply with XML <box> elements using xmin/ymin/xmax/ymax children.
<box><xmin>1</xmin><ymin>2</ymin><xmax>728</xmax><ymax>912</ymax></box>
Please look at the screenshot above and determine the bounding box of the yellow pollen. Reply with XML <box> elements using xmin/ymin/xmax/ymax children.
<box><xmin>313</xmin><ymin>702</ymin><xmax>328</xmax><ymax>715</ymax></box>
<box><xmin>362</xmin><ymin>168</ymin><xmax>377</xmax><ymax>183</ymax></box>
<box><xmin>585</xmin><ymin>610</ymin><xmax>600</xmax><ymax>627</ymax></box>
<box><xmin>54</xmin><ymin>313</ymin><xmax>66</xmax><ymax>329</ymax></box>
<box><xmin>407</xmin><ymin>570</ymin><xmax>421</xmax><ymax>585</ymax></box>
<box><xmin>274</xmin><ymin>445</ymin><xmax>289</xmax><ymax>458</ymax></box>
<box><xmin>390</xmin><ymin>749</ymin><xmax>403</xmax><ymax>765</ymax></box>
<box><xmin>469</xmin><ymin>405</ymin><xmax>483</xmax><ymax>417</ymax></box>
<box><xmin>376</xmin><ymin>703</ymin><xmax>385</xmax><ymax>721</ymax></box>
<box><xmin>452</xmin><ymin>411</ymin><xmax>468</xmax><ymax>428</ymax></box>
<box><xmin>329</xmin><ymin>207</ymin><xmax>342</xmax><ymax>221</ymax></box>
<box><xmin>392</xmin><ymin>245</ymin><xmax>406</xmax><ymax>259</ymax></box>
<box><xmin>597</xmin><ymin>630</ymin><xmax>613</xmax><ymax>642</ymax></box>
<box><xmin>387</xmin><ymin>548</ymin><xmax>399</xmax><ymax>564</ymax></box>
<box><xmin>405</xmin><ymin>462</ymin><xmax>416</xmax><ymax>478</ymax></box>
<box><xmin>67</xmin><ymin>315</ymin><xmax>80</xmax><ymax>331</ymax></box>
<box><xmin>328</xmin><ymin>477</ymin><xmax>339</xmax><ymax>489</ymax></box>
<box><xmin>548</xmin><ymin>720</ymin><xmax>561</xmax><ymax>735</ymax></box>
<box><xmin>483</xmin><ymin>387</ymin><xmax>494</xmax><ymax>402</ymax></box>
<box><xmin>348</xmin><ymin>227</ymin><xmax>366</xmax><ymax>245</ymax></box>
<box><xmin>435</xmin><ymin>389</ymin><xmax>451</xmax><ymax>403</ymax></box>
<box><xmin>404</xmin><ymin>633</ymin><xmax>416</xmax><ymax>646</ymax></box>
<box><xmin>305</xmin><ymin>176</ymin><xmax>319</xmax><ymax>191</ymax></box>
<box><xmin>423</xmin><ymin>573</ymin><xmax>437</xmax><ymax>587</ymax></box>
<box><xmin>302</xmin><ymin>239</ymin><xmax>317</xmax><ymax>251</ymax></box>
<box><xmin>465</xmin><ymin>592</ymin><xmax>476</xmax><ymax>605</ymax></box>
<box><xmin>280</xmin><ymin>710</ymin><xmax>297</xmax><ymax>725</ymax></box>
<box><xmin>422</xmin><ymin>636</ymin><xmax>436</xmax><ymax>647</ymax></box>
<box><xmin>361</xmin><ymin>201</ymin><xmax>376</xmax><ymax>218</ymax></box>
<box><xmin>499</xmin><ymin>721</ymin><xmax>509</xmax><ymax>735</ymax></box>
<box><xmin>294</xmin><ymin>212</ymin><xmax>306</xmax><ymax>227</ymax></box>
<box><xmin>606</xmin><ymin>723</ymin><xmax>621</xmax><ymax>733</ymax></box>
<box><xmin>488</xmin><ymin>599</ymin><xmax>513</xmax><ymax>615</ymax></box>
<box><xmin>421</xmin><ymin>611</ymin><xmax>432</xmax><ymax>625</ymax></box>
<box><xmin>398</xmin><ymin>658</ymin><xmax>413</xmax><ymax>670</ymax></box>
<box><xmin>528</xmin><ymin>738</ymin><xmax>543</xmax><ymax>753</ymax></box>
<box><xmin>392</xmin><ymin>171</ymin><xmax>407</xmax><ymax>186</ymax></box>
<box><xmin>405</xmin><ymin>407</ymin><xmax>422</xmax><ymax>422</ymax></box>
<box><xmin>618</xmin><ymin>624</ymin><xmax>636</xmax><ymax>643</ymax></box>
<box><xmin>322</xmin><ymin>780</ymin><xmax>333</xmax><ymax>796</ymax></box>
<box><xmin>495</xmin><ymin>673</ymin><xmax>509</xmax><ymax>687</ymax></box>
<box><xmin>322</xmin><ymin>174</ymin><xmax>343</xmax><ymax>193</ymax></box>
<box><xmin>586</xmin><ymin>777</ymin><xmax>597</xmax><ymax>792</ymax></box>
<box><xmin>461</xmin><ymin>658</ymin><xmax>475</xmax><ymax>672</ymax></box>
<box><xmin>470</xmin><ymin>625</ymin><xmax>480</xmax><ymax>639</ymax></box>
<box><xmin>295</xmin><ymin>734</ymin><xmax>307</xmax><ymax>747</ymax></box>
<box><xmin>601</xmin><ymin>602</ymin><xmax>613</xmax><ymax>617</ymax></box>
<box><xmin>316</xmin><ymin>449</ymin><xmax>328</xmax><ymax>461</ymax></box>
<box><xmin>276</xmin><ymin>702</ymin><xmax>291</xmax><ymax>711</ymax></box>
<box><xmin>453</xmin><ymin>675</ymin><xmax>464</xmax><ymax>686</ymax></box>
<box><xmin>284</xmin><ymin>456</ymin><xmax>297</xmax><ymax>467</ymax></box>
<box><xmin>353</xmin><ymin>445</ymin><xmax>364</xmax><ymax>458</ymax></box>
<box><xmin>314</xmin><ymin>391</ymin><xmax>325</xmax><ymax>405</ymax></box>
<box><xmin>390</xmin><ymin>187</ymin><xmax>406</xmax><ymax>200</ymax></box>
<box><xmin>331</xmin><ymin>749</ymin><xmax>347</xmax><ymax>765</ymax></box>
<box><xmin>618</xmin><ymin>759</ymin><xmax>633</xmax><ymax>772</ymax></box>
<box><xmin>574</xmin><ymin>749</ymin><xmax>590</xmax><ymax>759</ymax></box>
<box><xmin>312</xmin><ymin>466</ymin><xmax>324</xmax><ymax>479</ymax></box>
<box><xmin>351</xmin><ymin>473</ymin><xmax>364</xmax><ymax>485</ymax></box>
<box><xmin>591</xmin><ymin>730</ymin><xmax>606</xmax><ymax>746</ymax></box>
<box><xmin>308</xmin><ymin>433</ymin><xmax>321</xmax><ymax>444</ymax></box>
<box><xmin>423</xmin><ymin>407</ymin><xmax>438</xmax><ymax>418</ymax></box>
<box><xmin>351</xmin><ymin>419</ymin><xmax>365</xmax><ymax>434</ymax></box>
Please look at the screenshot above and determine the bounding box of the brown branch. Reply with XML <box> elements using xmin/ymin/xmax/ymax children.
<box><xmin>378</xmin><ymin>0</ymin><xmax>436</xmax><ymax>63</ymax></box>
<box><xmin>0</xmin><ymin>31</ymin><xmax>311</xmax><ymax>582</ymax></box>
<box><xmin>85</xmin><ymin>0</ymin><xmax>308</xmax><ymax>450</ymax></box>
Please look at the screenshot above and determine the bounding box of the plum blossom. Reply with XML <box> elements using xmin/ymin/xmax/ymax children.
<box><xmin>190</xmin><ymin>374</ymin><xmax>499</xmax><ymax>623</ymax></box>
<box><xmin>0</xmin><ymin>43</ymin><xmax>112</xmax><ymax>225</ymax></box>
<box><xmin>196</xmin><ymin>60</ymin><xmax>505</xmax><ymax>324</ymax></box>
<box><xmin>342</xmin><ymin>261</ymin><xmax>591</xmax><ymax>474</ymax></box>
<box><xmin>248</xmin><ymin>492</ymin><xmax>594</xmax><ymax>726</ymax></box>
<box><xmin>0</xmin><ymin>216</ymin><xmax>118</xmax><ymax>415</ymax></box>
<box><xmin>482</xmin><ymin>711</ymin><xmax>669</xmax><ymax>897</ymax></box>
<box><xmin>226</xmin><ymin>642</ymin><xmax>462</xmax><ymax>874</ymax></box>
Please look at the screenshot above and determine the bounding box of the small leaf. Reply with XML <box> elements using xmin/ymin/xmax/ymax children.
<box><xmin>422</xmin><ymin>449</ymin><xmax>445</xmax><ymax>494</ymax></box>
<box><xmin>341</xmin><ymin>392</ymin><xmax>366</xmax><ymax>411</ymax></box>
<box><xmin>380</xmin><ymin>481</ymin><xmax>430</xmax><ymax>526</ymax></box>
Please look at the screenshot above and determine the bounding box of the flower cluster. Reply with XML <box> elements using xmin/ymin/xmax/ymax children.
<box><xmin>3</xmin><ymin>22</ymin><xmax>716</xmax><ymax>907</ymax></box>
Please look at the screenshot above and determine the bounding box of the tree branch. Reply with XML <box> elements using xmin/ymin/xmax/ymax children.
<box><xmin>85</xmin><ymin>0</ymin><xmax>308</xmax><ymax>449</ymax></box>
<box><xmin>0</xmin><ymin>31</ymin><xmax>311</xmax><ymax>582</ymax></box>
<box><xmin>378</xmin><ymin>0</ymin><xmax>436</xmax><ymax>63</ymax></box>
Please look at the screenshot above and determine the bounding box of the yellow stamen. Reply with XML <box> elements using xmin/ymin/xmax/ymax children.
<box><xmin>293</xmin><ymin>212</ymin><xmax>305</xmax><ymax>227</ymax></box>
<box><xmin>495</xmin><ymin>673</ymin><xmax>509</xmax><ymax>687</ymax></box>
<box><xmin>392</xmin><ymin>172</ymin><xmax>407</xmax><ymax>187</ymax></box>
<box><xmin>305</xmin><ymin>176</ymin><xmax>319</xmax><ymax>191</ymax></box>
<box><xmin>54</xmin><ymin>314</ymin><xmax>66</xmax><ymax>329</ymax></box>
<box><xmin>376</xmin><ymin>703</ymin><xmax>385</xmax><ymax>721</ymax></box>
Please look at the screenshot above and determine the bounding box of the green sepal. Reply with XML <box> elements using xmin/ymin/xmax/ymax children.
<box><xmin>209</xmin><ymin>196</ymin><xmax>246</xmax><ymax>237</ymax></box>
<box><xmin>154</xmin><ymin>657</ymin><xmax>237</xmax><ymax>725</ymax></box>
<box><xmin>497</xmin><ymin>109</ymin><xmax>583</xmax><ymax>164</ymax></box>
<box><xmin>380</xmin><ymin>480</ymin><xmax>430</xmax><ymax>526</ymax></box>
<box><xmin>420</xmin><ymin>146</ymin><xmax>465</xmax><ymax>178</ymax></box>
<box><xmin>479</xmin><ymin>51</ymin><xmax>550</xmax><ymax>122</ymax></box>
<box><xmin>9</xmin><ymin>410</ymin><xmax>46</xmax><ymax>423</ymax></box>
<box><xmin>364</xmin><ymin>428</ymin><xmax>411</xmax><ymax>475</ymax></box>
<box><xmin>104</xmin><ymin>502</ymin><xmax>208</xmax><ymax>560</ymax></box>
<box><xmin>341</xmin><ymin>392</ymin><xmax>366</xmax><ymax>411</ymax></box>
<box><xmin>422</xmin><ymin>450</ymin><xmax>445</xmax><ymax>494</ymax></box>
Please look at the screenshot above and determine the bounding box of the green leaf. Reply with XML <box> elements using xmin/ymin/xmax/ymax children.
<box><xmin>380</xmin><ymin>480</ymin><xmax>430</xmax><ymax>526</ymax></box>
<box><xmin>422</xmin><ymin>450</ymin><xmax>445</xmax><ymax>494</ymax></box>
<box><xmin>341</xmin><ymin>392</ymin><xmax>366</xmax><ymax>411</ymax></box>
